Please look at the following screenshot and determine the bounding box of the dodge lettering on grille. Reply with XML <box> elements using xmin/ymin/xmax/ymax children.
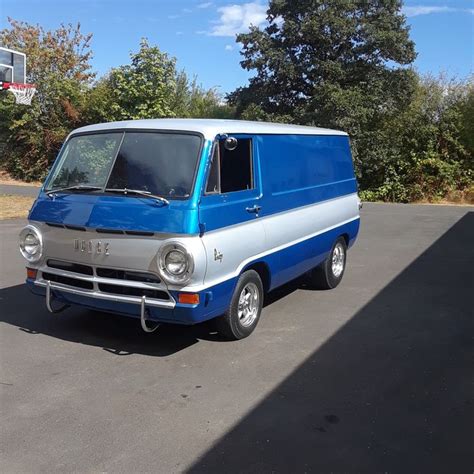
<box><xmin>74</xmin><ymin>239</ymin><xmax>109</xmax><ymax>255</ymax></box>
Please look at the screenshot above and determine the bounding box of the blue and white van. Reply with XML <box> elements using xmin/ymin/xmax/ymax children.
<box><xmin>19</xmin><ymin>119</ymin><xmax>360</xmax><ymax>339</ymax></box>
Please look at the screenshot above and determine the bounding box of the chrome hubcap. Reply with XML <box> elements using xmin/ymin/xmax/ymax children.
<box><xmin>331</xmin><ymin>243</ymin><xmax>345</xmax><ymax>278</ymax></box>
<box><xmin>237</xmin><ymin>282</ymin><xmax>259</xmax><ymax>327</ymax></box>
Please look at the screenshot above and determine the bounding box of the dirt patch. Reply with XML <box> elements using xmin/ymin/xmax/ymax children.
<box><xmin>0</xmin><ymin>171</ymin><xmax>42</xmax><ymax>187</ymax></box>
<box><xmin>0</xmin><ymin>195</ymin><xmax>35</xmax><ymax>219</ymax></box>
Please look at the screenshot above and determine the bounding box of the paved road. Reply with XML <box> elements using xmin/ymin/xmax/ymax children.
<box><xmin>1</xmin><ymin>204</ymin><xmax>473</xmax><ymax>473</ymax></box>
<box><xmin>0</xmin><ymin>183</ymin><xmax>41</xmax><ymax>197</ymax></box>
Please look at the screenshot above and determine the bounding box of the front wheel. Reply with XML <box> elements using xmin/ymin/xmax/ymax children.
<box><xmin>308</xmin><ymin>237</ymin><xmax>347</xmax><ymax>290</ymax></box>
<box><xmin>215</xmin><ymin>270</ymin><xmax>264</xmax><ymax>340</ymax></box>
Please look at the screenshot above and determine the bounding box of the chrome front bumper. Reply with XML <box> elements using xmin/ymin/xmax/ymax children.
<box><xmin>34</xmin><ymin>279</ymin><xmax>175</xmax><ymax>308</ymax></box>
<box><xmin>34</xmin><ymin>260</ymin><xmax>176</xmax><ymax>310</ymax></box>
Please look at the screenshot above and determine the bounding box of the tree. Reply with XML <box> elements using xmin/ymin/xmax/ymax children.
<box><xmin>229</xmin><ymin>0</ymin><xmax>418</xmax><ymax>191</ymax></box>
<box><xmin>0</xmin><ymin>18</ymin><xmax>94</xmax><ymax>180</ymax></box>
<box><xmin>87</xmin><ymin>40</ymin><xmax>234</xmax><ymax>122</ymax></box>
<box><xmin>107</xmin><ymin>39</ymin><xmax>178</xmax><ymax>120</ymax></box>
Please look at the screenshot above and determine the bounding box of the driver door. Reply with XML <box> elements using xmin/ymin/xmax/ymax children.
<box><xmin>198</xmin><ymin>135</ymin><xmax>265</xmax><ymax>285</ymax></box>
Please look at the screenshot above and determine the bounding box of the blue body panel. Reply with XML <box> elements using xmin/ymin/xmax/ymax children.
<box><xmin>29</xmin><ymin>193</ymin><xmax>201</xmax><ymax>234</ymax></box>
<box><xmin>263</xmin><ymin>218</ymin><xmax>359</xmax><ymax>291</ymax></box>
<box><xmin>257</xmin><ymin>134</ymin><xmax>357</xmax><ymax>217</ymax></box>
<box><xmin>196</xmin><ymin>134</ymin><xmax>356</xmax><ymax>231</ymax></box>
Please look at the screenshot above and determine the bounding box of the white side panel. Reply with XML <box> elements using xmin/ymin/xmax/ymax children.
<box><xmin>183</xmin><ymin>193</ymin><xmax>359</xmax><ymax>292</ymax></box>
<box><xmin>198</xmin><ymin>218</ymin><xmax>266</xmax><ymax>289</ymax></box>
<box><xmin>263</xmin><ymin>193</ymin><xmax>359</xmax><ymax>251</ymax></box>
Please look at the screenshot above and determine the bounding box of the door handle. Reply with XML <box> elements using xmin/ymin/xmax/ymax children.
<box><xmin>246</xmin><ymin>205</ymin><xmax>262</xmax><ymax>214</ymax></box>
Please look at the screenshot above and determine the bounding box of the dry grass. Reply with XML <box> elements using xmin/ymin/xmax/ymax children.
<box><xmin>414</xmin><ymin>186</ymin><xmax>474</xmax><ymax>206</ymax></box>
<box><xmin>0</xmin><ymin>195</ymin><xmax>35</xmax><ymax>219</ymax></box>
<box><xmin>0</xmin><ymin>170</ymin><xmax>42</xmax><ymax>187</ymax></box>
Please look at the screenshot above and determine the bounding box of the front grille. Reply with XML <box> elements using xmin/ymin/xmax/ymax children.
<box><xmin>96</xmin><ymin>268</ymin><xmax>160</xmax><ymax>284</ymax></box>
<box><xmin>42</xmin><ymin>272</ymin><xmax>94</xmax><ymax>290</ymax></box>
<box><xmin>47</xmin><ymin>259</ymin><xmax>93</xmax><ymax>275</ymax></box>
<box><xmin>98</xmin><ymin>283</ymin><xmax>169</xmax><ymax>300</ymax></box>
<box><xmin>42</xmin><ymin>260</ymin><xmax>168</xmax><ymax>301</ymax></box>
<box><xmin>96</xmin><ymin>228</ymin><xmax>124</xmax><ymax>234</ymax></box>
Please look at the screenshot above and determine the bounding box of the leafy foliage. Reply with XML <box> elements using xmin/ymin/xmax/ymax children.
<box><xmin>357</xmin><ymin>75</ymin><xmax>473</xmax><ymax>202</ymax></box>
<box><xmin>228</xmin><ymin>0</ymin><xmax>473</xmax><ymax>202</ymax></box>
<box><xmin>0</xmin><ymin>18</ymin><xmax>94</xmax><ymax>180</ymax></box>
<box><xmin>108</xmin><ymin>39</ymin><xmax>178</xmax><ymax>120</ymax></box>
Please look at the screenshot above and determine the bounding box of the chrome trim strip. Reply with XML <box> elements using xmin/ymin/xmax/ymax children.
<box><xmin>34</xmin><ymin>279</ymin><xmax>176</xmax><ymax>309</ymax></box>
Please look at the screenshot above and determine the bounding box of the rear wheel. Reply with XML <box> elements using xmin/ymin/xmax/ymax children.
<box><xmin>308</xmin><ymin>237</ymin><xmax>347</xmax><ymax>290</ymax></box>
<box><xmin>215</xmin><ymin>270</ymin><xmax>264</xmax><ymax>340</ymax></box>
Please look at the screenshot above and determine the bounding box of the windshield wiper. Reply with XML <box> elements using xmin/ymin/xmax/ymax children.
<box><xmin>46</xmin><ymin>185</ymin><xmax>102</xmax><ymax>198</ymax></box>
<box><xmin>105</xmin><ymin>188</ymin><xmax>169</xmax><ymax>206</ymax></box>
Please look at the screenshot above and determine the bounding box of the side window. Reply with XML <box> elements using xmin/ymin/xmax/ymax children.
<box><xmin>206</xmin><ymin>138</ymin><xmax>253</xmax><ymax>194</ymax></box>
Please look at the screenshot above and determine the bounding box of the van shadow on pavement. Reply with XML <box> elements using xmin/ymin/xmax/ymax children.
<box><xmin>0</xmin><ymin>283</ymin><xmax>215</xmax><ymax>357</ymax></box>
<box><xmin>188</xmin><ymin>212</ymin><xmax>474</xmax><ymax>473</ymax></box>
<box><xmin>0</xmin><ymin>275</ymin><xmax>303</xmax><ymax>358</ymax></box>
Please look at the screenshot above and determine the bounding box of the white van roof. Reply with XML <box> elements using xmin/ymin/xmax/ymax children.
<box><xmin>72</xmin><ymin>118</ymin><xmax>348</xmax><ymax>139</ymax></box>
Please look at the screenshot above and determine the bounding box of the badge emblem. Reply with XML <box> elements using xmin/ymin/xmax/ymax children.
<box><xmin>74</xmin><ymin>239</ymin><xmax>109</xmax><ymax>256</ymax></box>
<box><xmin>214</xmin><ymin>248</ymin><xmax>223</xmax><ymax>262</ymax></box>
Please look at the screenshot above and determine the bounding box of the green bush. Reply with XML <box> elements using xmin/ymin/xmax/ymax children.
<box><xmin>358</xmin><ymin>75</ymin><xmax>473</xmax><ymax>202</ymax></box>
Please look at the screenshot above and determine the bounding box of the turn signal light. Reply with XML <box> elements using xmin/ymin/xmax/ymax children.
<box><xmin>178</xmin><ymin>293</ymin><xmax>200</xmax><ymax>305</ymax></box>
<box><xmin>26</xmin><ymin>267</ymin><xmax>37</xmax><ymax>280</ymax></box>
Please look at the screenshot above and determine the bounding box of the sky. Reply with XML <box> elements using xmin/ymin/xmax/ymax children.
<box><xmin>1</xmin><ymin>0</ymin><xmax>473</xmax><ymax>94</ymax></box>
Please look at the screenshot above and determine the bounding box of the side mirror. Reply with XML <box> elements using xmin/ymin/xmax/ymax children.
<box><xmin>224</xmin><ymin>137</ymin><xmax>238</xmax><ymax>151</ymax></box>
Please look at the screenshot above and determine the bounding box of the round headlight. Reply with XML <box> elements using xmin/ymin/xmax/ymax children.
<box><xmin>19</xmin><ymin>225</ymin><xmax>43</xmax><ymax>262</ymax></box>
<box><xmin>158</xmin><ymin>242</ymin><xmax>194</xmax><ymax>284</ymax></box>
<box><xmin>165</xmin><ymin>249</ymin><xmax>187</xmax><ymax>275</ymax></box>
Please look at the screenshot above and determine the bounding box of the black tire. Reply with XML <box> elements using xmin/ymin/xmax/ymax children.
<box><xmin>215</xmin><ymin>270</ymin><xmax>264</xmax><ymax>340</ymax></box>
<box><xmin>308</xmin><ymin>236</ymin><xmax>347</xmax><ymax>290</ymax></box>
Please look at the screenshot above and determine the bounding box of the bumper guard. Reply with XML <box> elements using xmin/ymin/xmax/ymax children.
<box><xmin>38</xmin><ymin>279</ymin><xmax>168</xmax><ymax>333</ymax></box>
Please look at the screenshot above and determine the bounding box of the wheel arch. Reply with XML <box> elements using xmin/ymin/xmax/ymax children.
<box><xmin>340</xmin><ymin>233</ymin><xmax>350</xmax><ymax>246</ymax></box>
<box><xmin>241</xmin><ymin>260</ymin><xmax>271</xmax><ymax>294</ymax></box>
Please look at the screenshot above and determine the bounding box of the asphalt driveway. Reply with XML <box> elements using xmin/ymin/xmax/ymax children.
<box><xmin>0</xmin><ymin>203</ymin><xmax>472</xmax><ymax>473</ymax></box>
<box><xmin>0</xmin><ymin>184</ymin><xmax>40</xmax><ymax>197</ymax></box>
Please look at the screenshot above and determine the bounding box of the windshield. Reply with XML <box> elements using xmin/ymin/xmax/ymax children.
<box><xmin>45</xmin><ymin>131</ymin><xmax>202</xmax><ymax>198</ymax></box>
